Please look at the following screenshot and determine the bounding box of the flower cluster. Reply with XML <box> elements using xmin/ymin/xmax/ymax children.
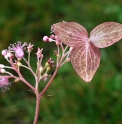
<box><xmin>0</xmin><ymin>36</ymin><xmax>71</xmax><ymax>92</ymax></box>
<box><xmin>0</xmin><ymin>24</ymin><xmax>72</xmax><ymax>124</ymax></box>
<box><xmin>0</xmin><ymin>41</ymin><xmax>55</xmax><ymax>92</ymax></box>
<box><xmin>43</xmin><ymin>34</ymin><xmax>60</xmax><ymax>45</ymax></box>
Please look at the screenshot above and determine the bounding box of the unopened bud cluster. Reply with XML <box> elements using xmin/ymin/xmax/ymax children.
<box><xmin>43</xmin><ymin>34</ymin><xmax>60</xmax><ymax>45</ymax></box>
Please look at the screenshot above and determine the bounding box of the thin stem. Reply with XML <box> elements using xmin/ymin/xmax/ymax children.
<box><xmin>60</xmin><ymin>42</ymin><xmax>64</xmax><ymax>51</ymax></box>
<box><xmin>33</xmin><ymin>93</ymin><xmax>41</xmax><ymax>124</ymax></box>
<box><xmin>9</xmin><ymin>58</ymin><xmax>35</xmax><ymax>91</ymax></box>
<box><xmin>38</xmin><ymin>72</ymin><xmax>48</xmax><ymax>82</ymax></box>
<box><xmin>19</xmin><ymin>73</ymin><xmax>35</xmax><ymax>91</ymax></box>
<box><xmin>21</xmin><ymin>65</ymin><xmax>30</xmax><ymax>70</ymax></box>
<box><xmin>6</xmin><ymin>75</ymin><xmax>20</xmax><ymax>79</ymax></box>
<box><xmin>23</xmin><ymin>57</ymin><xmax>36</xmax><ymax>77</ymax></box>
<box><xmin>4</xmin><ymin>66</ymin><xmax>14</xmax><ymax>69</ymax></box>
<box><xmin>60</xmin><ymin>58</ymin><xmax>70</xmax><ymax>67</ymax></box>
<box><xmin>63</xmin><ymin>46</ymin><xmax>69</xmax><ymax>53</ymax></box>
<box><xmin>28</xmin><ymin>52</ymin><xmax>30</xmax><ymax>63</ymax></box>
<box><xmin>36</xmin><ymin>58</ymin><xmax>40</xmax><ymax>76</ymax></box>
<box><xmin>40</xmin><ymin>67</ymin><xmax>58</xmax><ymax>97</ymax></box>
<box><xmin>56</xmin><ymin>45</ymin><xmax>60</xmax><ymax>67</ymax></box>
<box><xmin>35</xmin><ymin>76</ymin><xmax>39</xmax><ymax>90</ymax></box>
<box><xmin>39</xmin><ymin>46</ymin><xmax>70</xmax><ymax>97</ymax></box>
<box><xmin>39</xmin><ymin>57</ymin><xmax>43</xmax><ymax>66</ymax></box>
<box><xmin>4</xmin><ymin>71</ymin><xmax>15</xmax><ymax>76</ymax></box>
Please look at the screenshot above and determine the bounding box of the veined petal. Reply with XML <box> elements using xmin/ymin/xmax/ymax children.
<box><xmin>90</xmin><ymin>22</ymin><xmax>122</xmax><ymax>48</ymax></box>
<box><xmin>52</xmin><ymin>22</ymin><xmax>88</xmax><ymax>47</ymax></box>
<box><xmin>70</xmin><ymin>42</ymin><xmax>100</xmax><ymax>82</ymax></box>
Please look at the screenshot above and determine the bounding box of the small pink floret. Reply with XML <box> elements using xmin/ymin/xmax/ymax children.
<box><xmin>1</xmin><ymin>50</ymin><xmax>7</xmax><ymax>56</ymax></box>
<box><xmin>50</xmin><ymin>34</ymin><xmax>55</xmax><ymax>39</ymax></box>
<box><xmin>43</xmin><ymin>36</ymin><xmax>49</xmax><ymax>42</ymax></box>
<box><xmin>36</xmin><ymin>48</ymin><xmax>43</xmax><ymax>58</ymax></box>
<box><xmin>7</xmin><ymin>52</ymin><xmax>14</xmax><ymax>59</ymax></box>
<box><xmin>8</xmin><ymin>42</ymin><xmax>27</xmax><ymax>59</ymax></box>
<box><xmin>15</xmin><ymin>48</ymin><xmax>24</xmax><ymax>58</ymax></box>
<box><xmin>0</xmin><ymin>76</ymin><xmax>11</xmax><ymax>92</ymax></box>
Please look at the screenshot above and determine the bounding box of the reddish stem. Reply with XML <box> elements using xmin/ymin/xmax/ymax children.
<box><xmin>20</xmin><ymin>77</ymin><xmax>35</xmax><ymax>91</ymax></box>
<box><xmin>9</xmin><ymin>58</ymin><xmax>35</xmax><ymax>91</ymax></box>
<box><xmin>40</xmin><ymin>67</ymin><xmax>58</xmax><ymax>97</ymax></box>
<box><xmin>33</xmin><ymin>92</ymin><xmax>41</xmax><ymax>124</ymax></box>
<box><xmin>32</xmin><ymin>67</ymin><xmax>59</xmax><ymax>124</ymax></box>
<box><xmin>39</xmin><ymin>52</ymin><xmax>68</xmax><ymax>97</ymax></box>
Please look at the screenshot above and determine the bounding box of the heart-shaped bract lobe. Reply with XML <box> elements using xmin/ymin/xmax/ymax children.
<box><xmin>90</xmin><ymin>22</ymin><xmax>122</xmax><ymax>48</ymax></box>
<box><xmin>70</xmin><ymin>42</ymin><xmax>100</xmax><ymax>82</ymax></box>
<box><xmin>52</xmin><ymin>22</ymin><xmax>88</xmax><ymax>47</ymax></box>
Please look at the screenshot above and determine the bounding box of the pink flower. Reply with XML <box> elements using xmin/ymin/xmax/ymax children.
<box><xmin>0</xmin><ymin>76</ymin><xmax>11</xmax><ymax>92</ymax></box>
<box><xmin>1</xmin><ymin>49</ymin><xmax>7</xmax><ymax>56</ymax></box>
<box><xmin>36</xmin><ymin>48</ymin><xmax>43</xmax><ymax>58</ymax></box>
<box><xmin>1</xmin><ymin>49</ymin><xmax>14</xmax><ymax>59</ymax></box>
<box><xmin>50</xmin><ymin>34</ymin><xmax>55</xmax><ymax>39</ymax></box>
<box><xmin>43</xmin><ymin>36</ymin><xmax>49</xmax><ymax>42</ymax></box>
<box><xmin>27</xmin><ymin>43</ymin><xmax>34</xmax><ymax>52</ymax></box>
<box><xmin>8</xmin><ymin>41</ymin><xmax>27</xmax><ymax>59</ymax></box>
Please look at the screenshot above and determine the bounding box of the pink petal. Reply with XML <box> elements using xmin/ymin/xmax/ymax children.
<box><xmin>52</xmin><ymin>22</ymin><xmax>88</xmax><ymax>47</ymax></box>
<box><xmin>90</xmin><ymin>22</ymin><xmax>122</xmax><ymax>48</ymax></box>
<box><xmin>70</xmin><ymin>42</ymin><xmax>100</xmax><ymax>82</ymax></box>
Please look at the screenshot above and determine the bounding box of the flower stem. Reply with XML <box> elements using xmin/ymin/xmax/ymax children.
<box><xmin>40</xmin><ymin>67</ymin><xmax>58</xmax><ymax>97</ymax></box>
<box><xmin>33</xmin><ymin>93</ymin><xmax>41</xmax><ymax>124</ymax></box>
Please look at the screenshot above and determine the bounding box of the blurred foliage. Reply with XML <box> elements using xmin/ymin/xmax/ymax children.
<box><xmin>0</xmin><ymin>0</ymin><xmax>122</xmax><ymax>124</ymax></box>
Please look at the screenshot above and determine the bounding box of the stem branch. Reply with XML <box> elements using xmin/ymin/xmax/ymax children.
<box><xmin>40</xmin><ymin>67</ymin><xmax>58</xmax><ymax>97</ymax></box>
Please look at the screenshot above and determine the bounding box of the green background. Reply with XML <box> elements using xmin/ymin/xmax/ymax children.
<box><xmin>0</xmin><ymin>0</ymin><xmax>122</xmax><ymax>124</ymax></box>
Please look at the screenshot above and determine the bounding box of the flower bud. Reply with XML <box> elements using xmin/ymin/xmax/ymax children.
<box><xmin>7</xmin><ymin>52</ymin><xmax>14</xmax><ymax>59</ymax></box>
<box><xmin>0</xmin><ymin>69</ymin><xmax>6</xmax><ymax>73</ymax></box>
<box><xmin>36</xmin><ymin>48</ymin><xmax>43</xmax><ymax>58</ymax></box>
<box><xmin>46</xmin><ymin>66</ymin><xmax>51</xmax><ymax>72</ymax></box>
<box><xmin>50</xmin><ymin>34</ymin><xmax>55</xmax><ymax>39</ymax></box>
<box><xmin>57</xmin><ymin>54</ymin><xmax>60</xmax><ymax>60</ymax></box>
<box><xmin>43</xmin><ymin>36</ymin><xmax>49</xmax><ymax>42</ymax></box>
<box><xmin>17</xmin><ymin>62</ymin><xmax>22</xmax><ymax>67</ymax></box>
<box><xmin>14</xmin><ymin>78</ymin><xmax>20</xmax><ymax>83</ymax></box>
<box><xmin>39</xmin><ymin>66</ymin><xmax>44</xmax><ymax>74</ymax></box>
<box><xmin>0</xmin><ymin>64</ymin><xmax>5</xmax><ymax>68</ymax></box>
<box><xmin>5</xmin><ymin>55</ymin><xmax>8</xmax><ymax>59</ymax></box>
<box><xmin>27</xmin><ymin>43</ymin><xmax>34</xmax><ymax>52</ymax></box>
<box><xmin>1</xmin><ymin>50</ymin><xmax>7</xmax><ymax>56</ymax></box>
<box><xmin>45</xmin><ymin>62</ymin><xmax>50</xmax><ymax>67</ymax></box>
<box><xmin>17</xmin><ymin>58</ymin><xmax>22</xmax><ymax>61</ymax></box>
<box><xmin>43</xmin><ymin>73</ymin><xmax>48</xmax><ymax>81</ymax></box>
